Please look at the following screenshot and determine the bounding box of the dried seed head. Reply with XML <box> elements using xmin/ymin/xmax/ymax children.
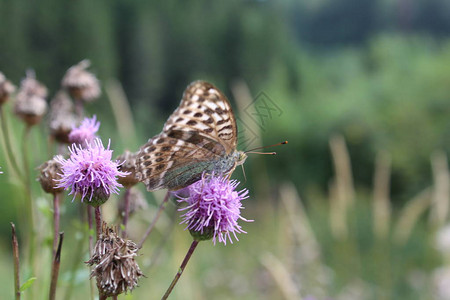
<box><xmin>49</xmin><ymin>91</ymin><xmax>76</xmax><ymax>143</ymax></box>
<box><xmin>37</xmin><ymin>157</ymin><xmax>64</xmax><ymax>194</ymax></box>
<box><xmin>118</xmin><ymin>188</ymin><xmax>148</xmax><ymax>218</ymax></box>
<box><xmin>87</xmin><ymin>223</ymin><xmax>143</xmax><ymax>297</ymax></box>
<box><xmin>62</xmin><ymin>60</ymin><xmax>101</xmax><ymax>102</ymax></box>
<box><xmin>0</xmin><ymin>72</ymin><xmax>16</xmax><ymax>104</ymax></box>
<box><xmin>14</xmin><ymin>71</ymin><xmax>48</xmax><ymax>126</ymax></box>
<box><xmin>116</xmin><ymin>151</ymin><xmax>140</xmax><ymax>188</ymax></box>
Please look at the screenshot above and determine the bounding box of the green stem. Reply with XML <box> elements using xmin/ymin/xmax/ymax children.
<box><xmin>138</xmin><ymin>191</ymin><xmax>170</xmax><ymax>248</ymax></box>
<box><xmin>22</xmin><ymin>125</ymin><xmax>36</xmax><ymax>276</ymax></box>
<box><xmin>161</xmin><ymin>240</ymin><xmax>199</xmax><ymax>300</ymax></box>
<box><xmin>63</xmin><ymin>224</ymin><xmax>85</xmax><ymax>300</ymax></box>
<box><xmin>87</xmin><ymin>206</ymin><xmax>95</xmax><ymax>300</ymax></box>
<box><xmin>0</xmin><ymin>106</ymin><xmax>24</xmax><ymax>179</ymax></box>
<box><xmin>11</xmin><ymin>223</ymin><xmax>21</xmax><ymax>300</ymax></box>
<box><xmin>121</xmin><ymin>188</ymin><xmax>131</xmax><ymax>238</ymax></box>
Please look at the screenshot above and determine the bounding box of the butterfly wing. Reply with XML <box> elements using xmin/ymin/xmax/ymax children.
<box><xmin>163</xmin><ymin>80</ymin><xmax>237</xmax><ymax>153</ymax></box>
<box><xmin>138</xmin><ymin>81</ymin><xmax>238</xmax><ymax>191</ymax></box>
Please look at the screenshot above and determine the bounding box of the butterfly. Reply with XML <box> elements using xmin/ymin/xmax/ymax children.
<box><xmin>137</xmin><ymin>81</ymin><xmax>247</xmax><ymax>191</ymax></box>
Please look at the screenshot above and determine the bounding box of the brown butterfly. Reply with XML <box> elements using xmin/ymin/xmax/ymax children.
<box><xmin>137</xmin><ymin>81</ymin><xmax>247</xmax><ymax>191</ymax></box>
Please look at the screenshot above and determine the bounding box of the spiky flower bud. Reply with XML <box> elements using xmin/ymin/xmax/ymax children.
<box><xmin>48</xmin><ymin>91</ymin><xmax>76</xmax><ymax>144</ymax></box>
<box><xmin>62</xmin><ymin>60</ymin><xmax>101</xmax><ymax>102</ymax></box>
<box><xmin>14</xmin><ymin>71</ymin><xmax>48</xmax><ymax>126</ymax></box>
<box><xmin>116</xmin><ymin>151</ymin><xmax>140</xmax><ymax>188</ymax></box>
<box><xmin>37</xmin><ymin>157</ymin><xmax>64</xmax><ymax>194</ymax></box>
<box><xmin>86</xmin><ymin>223</ymin><xmax>143</xmax><ymax>297</ymax></box>
<box><xmin>0</xmin><ymin>72</ymin><xmax>16</xmax><ymax>105</ymax></box>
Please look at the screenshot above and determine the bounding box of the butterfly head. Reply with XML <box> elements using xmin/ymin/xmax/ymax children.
<box><xmin>235</xmin><ymin>150</ymin><xmax>247</xmax><ymax>166</ymax></box>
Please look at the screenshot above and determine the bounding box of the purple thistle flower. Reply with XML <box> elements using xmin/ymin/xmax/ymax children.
<box><xmin>68</xmin><ymin>115</ymin><xmax>100</xmax><ymax>146</ymax></box>
<box><xmin>56</xmin><ymin>138</ymin><xmax>128</xmax><ymax>206</ymax></box>
<box><xmin>176</xmin><ymin>174</ymin><xmax>253</xmax><ymax>245</ymax></box>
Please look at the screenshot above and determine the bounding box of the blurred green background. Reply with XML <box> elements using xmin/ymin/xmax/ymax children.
<box><xmin>1</xmin><ymin>0</ymin><xmax>450</xmax><ymax>299</ymax></box>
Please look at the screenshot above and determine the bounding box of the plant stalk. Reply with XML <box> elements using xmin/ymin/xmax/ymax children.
<box><xmin>161</xmin><ymin>240</ymin><xmax>199</xmax><ymax>300</ymax></box>
<box><xmin>0</xmin><ymin>106</ymin><xmax>24</xmax><ymax>179</ymax></box>
<box><xmin>138</xmin><ymin>191</ymin><xmax>170</xmax><ymax>248</ymax></box>
<box><xmin>52</xmin><ymin>193</ymin><xmax>61</xmax><ymax>255</ymax></box>
<box><xmin>94</xmin><ymin>206</ymin><xmax>102</xmax><ymax>239</ymax></box>
<box><xmin>49</xmin><ymin>232</ymin><xmax>64</xmax><ymax>300</ymax></box>
<box><xmin>121</xmin><ymin>188</ymin><xmax>131</xmax><ymax>238</ymax></box>
<box><xmin>11</xmin><ymin>223</ymin><xmax>21</xmax><ymax>300</ymax></box>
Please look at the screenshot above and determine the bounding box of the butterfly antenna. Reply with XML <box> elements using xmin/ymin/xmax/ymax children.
<box><xmin>244</xmin><ymin>141</ymin><xmax>288</xmax><ymax>155</ymax></box>
<box><xmin>241</xmin><ymin>164</ymin><xmax>247</xmax><ymax>182</ymax></box>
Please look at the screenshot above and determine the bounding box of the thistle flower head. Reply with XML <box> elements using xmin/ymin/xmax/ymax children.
<box><xmin>87</xmin><ymin>223</ymin><xmax>143</xmax><ymax>297</ymax></box>
<box><xmin>37</xmin><ymin>157</ymin><xmax>64</xmax><ymax>194</ymax></box>
<box><xmin>14</xmin><ymin>70</ymin><xmax>48</xmax><ymax>126</ymax></box>
<box><xmin>68</xmin><ymin>115</ymin><xmax>100</xmax><ymax>146</ymax></box>
<box><xmin>116</xmin><ymin>150</ymin><xmax>139</xmax><ymax>188</ymax></box>
<box><xmin>56</xmin><ymin>138</ymin><xmax>128</xmax><ymax>206</ymax></box>
<box><xmin>176</xmin><ymin>174</ymin><xmax>252</xmax><ymax>245</ymax></box>
<box><xmin>0</xmin><ymin>72</ymin><xmax>16</xmax><ymax>104</ymax></box>
<box><xmin>48</xmin><ymin>91</ymin><xmax>76</xmax><ymax>144</ymax></box>
<box><xmin>62</xmin><ymin>60</ymin><xmax>101</xmax><ymax>102</ymax></box>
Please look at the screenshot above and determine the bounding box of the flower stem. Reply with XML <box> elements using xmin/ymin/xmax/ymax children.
<box><xmin>52</xmin><ymin>193</ymin><xmax>61</xmax><ymax>256</ymax></box>
<box><xmin>138</xmin><ymin>191</ymin><xmax>170</xmax><ymax>248</ymax></box>
<box><xmin>0</xmin><ymin>106</ymin><xmax>24</xmax><ymax>179</ymax></box>
<box><xmin>75</xmin><ymin>98</ymin><xmax>84</xmax><ymax>119</ymax></box>
<box><xmin>22</xmin><ymin>124</ymin><xmax>36</xmax><ymax>277</ymax></box>
<box><xmin>94</xmin><ymin>206</ymin><xmax>102</xmax><ymax>239</ymax></box>
<box><xmin>49</xmin><ymin>232</ymin><xmax>64</xmax><ymax>300</ymax></box>
<box><xmin>161</xmin><ymin>240</ymin><xmax>199</xmax><ymax>300</ymax></box>
<box><xmin>121</xmin><ymin>188</ymin><xmax>131</xmax><ymax>238</ymax></box>
<box><xmin>63</xmin><ymin>225</ymin><xmax>85</xmax><ymax>300</ymax></box>
<box><xmin>11</xmin><ymin>223</ymin><xmax>21</xmax><ymax>300</ymax></box>
<box><xmin>87</xmin><ymin>206</ymin><xmax>95</xmax><ymax>300</ymax></box>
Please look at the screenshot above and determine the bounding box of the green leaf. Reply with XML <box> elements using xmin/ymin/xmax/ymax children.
<box><xmin>19</xmin><ymin>277</ymin><xmax>37</xmax><ymax>292</ymax></box>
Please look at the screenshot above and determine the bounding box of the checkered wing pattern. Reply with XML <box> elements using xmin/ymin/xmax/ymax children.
<box><xmin>137</xmin><ymin>81</ymin><xmax>238</xmax><ymax>191</ymax></box>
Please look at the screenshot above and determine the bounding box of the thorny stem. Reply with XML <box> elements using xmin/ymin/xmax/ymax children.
<box><xmin>11</xmin><ymin>223</ymin><xmax>21</xmax><ymax>300</ymax></box>
<box><xmin>161</xmin><ymin>240</ymin><xmax>200</xmax><ymax>300</ymax></box>
<box><xmin>52</xmin><ymin>193</ymin><xmax>61</xmax><ymax>256</ymax></box>
<box><xmin>94</xmin><ymin>206</ymin><xmax>102</xmax><ymax>239</ymax></box>
<box><xmin>49</xmin><ymin>232</ymin><xmax>64</xmax><ymax>300</ymax></box>
<box><xmin>138</xmin><ymin>191</ymin><xmax>170</xmax><ymax>248</ymax></box>
<box><xmin>0</xmin><ymin>106</ymin><xmax>24</xmax><ymax>179</ymax></box>
<box><xmin>121</xmin><ymin>188</ymin><xmax>131</xmax><ymax>238</ymax></box>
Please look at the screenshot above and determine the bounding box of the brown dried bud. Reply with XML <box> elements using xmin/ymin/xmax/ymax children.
<box><xmin>62</xmin><ymin>60</ymin><xmax>101</xmax><ymax>102</ymax></box>
<box><xmin>14</xmin><ymin>71</ymin><xmax>48</xmax><ymax>126</ymax></box>
<box><xmin>37</xmin><ymin>157</ymin><xmax>64</xmax><ymax>194</ymax></box>
<box><xmin>118</xmin><ymin>188</ymin><xmax>148</xmax><ymax>218</ymax></box>
<box><xmin>48</xmin><ymin>91</ymin><xmax>76</xmax><ymax>143</ymax></box>
<box><xmin>116</xmin><ymin>151</ymin><xmax>139</xmax><ymax>188</ymax></box>
<box><xmin>0</xmin><ymin>72</ymin><xmax>16</xmax><ymax>104</ymax></box>
<box><xmin>86</xmin><ymin>223</ymin><xmax>143</xmax><ymax>297</ymax></box>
